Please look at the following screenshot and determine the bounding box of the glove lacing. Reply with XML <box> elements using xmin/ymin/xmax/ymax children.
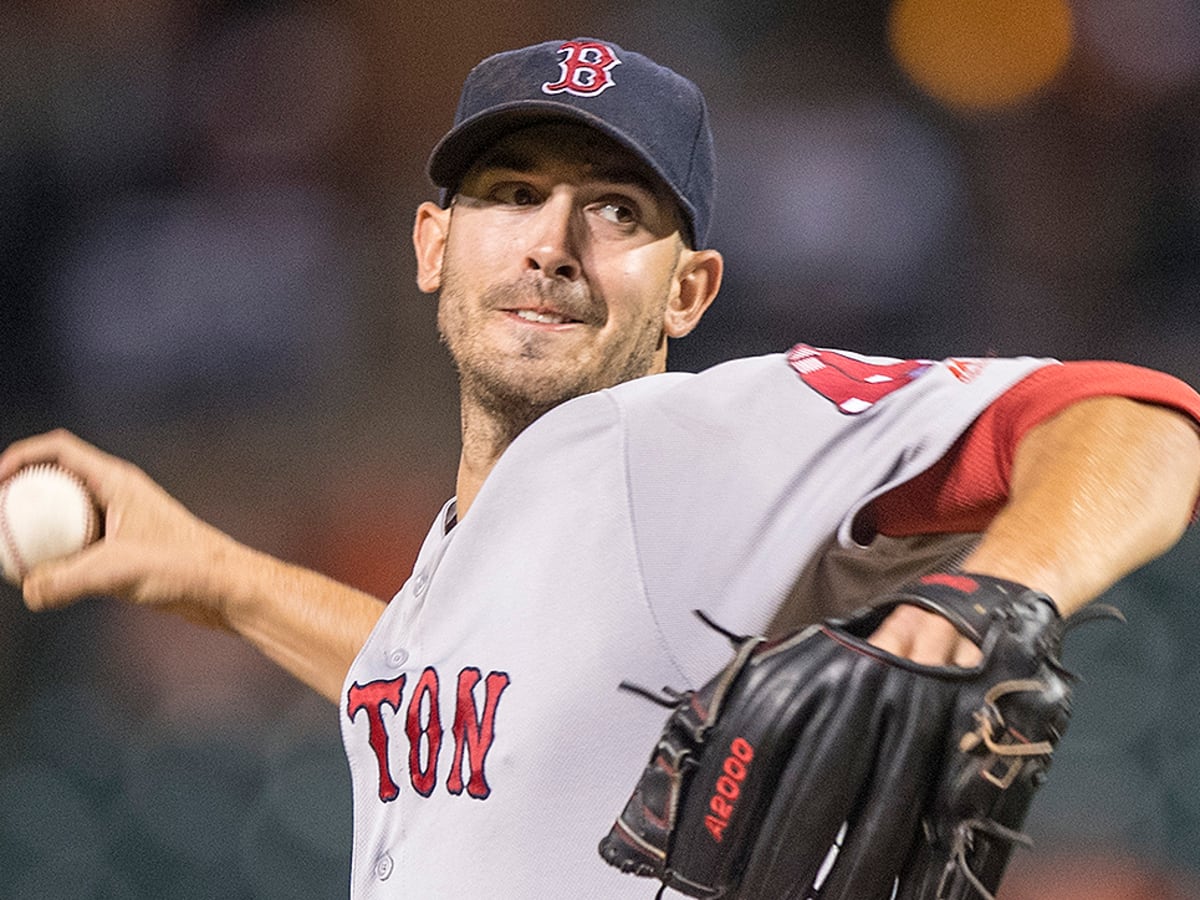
<box><xmin>933</xmin><ymin>679</ymin><xmax>1044</xmax><ymax>900</ymax></box>
<box><xmin>940</xmin><ymin>817</ymin><xmax>1033</xmax><ymax>900</ymax></box>
<box><xmin>941</xmin><ymin>605</ymin><xmax>1124</xmax><ymax>900</ymax></box>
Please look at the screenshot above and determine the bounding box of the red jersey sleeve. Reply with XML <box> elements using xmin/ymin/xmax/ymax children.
<box><xmin>873</xmin><ymin>361</ymin><xmax>1200</xmax><ymax>537</ymax></box>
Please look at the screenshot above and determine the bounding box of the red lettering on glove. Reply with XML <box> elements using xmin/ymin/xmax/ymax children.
<box><xmin>704</xmin><ymin>737</ymin><xmax>754</xmax><ymax>842</ymax></box>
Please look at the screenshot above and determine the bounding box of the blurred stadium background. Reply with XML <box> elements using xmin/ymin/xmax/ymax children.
<box><xmin>2</xmin><ymin>1</ymin><xmax>1199</xmax><ymax>897</ymax></box>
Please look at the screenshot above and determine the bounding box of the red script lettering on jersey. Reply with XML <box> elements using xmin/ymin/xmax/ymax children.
<box><xmin>787</xmin><ymin>344</ymin><xmax>933</xmax><ymax>414</ymax></box>
<box><xmin>347</xmin><ymin>667</ymin><xmax>511</xmax><ymax>803</ymax></box>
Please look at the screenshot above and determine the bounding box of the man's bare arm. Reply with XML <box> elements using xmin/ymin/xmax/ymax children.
<box><xmin>960</xmin><ymin>395</ymin><xmax>1200</xmax><ymax>612</ymax></box>
<box><xmin>871</xmin><ymin>396</ymin><xmax>1200</xmax><ymax>664</ymax></box>
<box><xmin>0</xmin><ymin>429</ymin><xmax>385</xmax><ymax>703</ymax></box>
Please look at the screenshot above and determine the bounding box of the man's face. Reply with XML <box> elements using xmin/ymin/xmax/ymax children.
<box><xmin>429</xmin><ymin>123</ymin><xmax>693</xmax><ymax>425</ymax></box>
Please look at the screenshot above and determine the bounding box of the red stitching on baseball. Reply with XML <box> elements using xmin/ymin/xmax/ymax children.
<box><xmin>0</xmin><ymin>473</ymin><xmax>29</xmax><ymax>580</ymax></box>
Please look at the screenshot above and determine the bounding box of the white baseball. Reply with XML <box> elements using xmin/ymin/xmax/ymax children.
<box><xmin>0</xmin><ymin>464</ymin><xmax>101</xmax><ymax>585</ymax></box>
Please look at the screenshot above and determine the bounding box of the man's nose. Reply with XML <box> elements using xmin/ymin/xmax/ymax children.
<box><xmin>524</xmin><ymin>192</ymin><xmax>582</xmax><ymax>281</ymax></box>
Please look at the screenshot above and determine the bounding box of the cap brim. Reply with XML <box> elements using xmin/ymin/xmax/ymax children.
<box><xmin>426</xmin><ymin>101</ymin><xmax>697</xmax><ymax>245</ymax></box>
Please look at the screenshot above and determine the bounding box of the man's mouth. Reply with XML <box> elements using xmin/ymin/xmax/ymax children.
<box><xmin>511</xmin><ymin>309</ymin><xmax>578</xmax><ymax>325</ymax></box>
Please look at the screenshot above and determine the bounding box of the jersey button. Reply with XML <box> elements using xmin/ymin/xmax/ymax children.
<box><xmin>412</xmin><ymin>570</ymin><xmax>429</xmax><ymax>596</ymax></box>
<box><xmin>386</xmin><ymin>646</ymin><xmax>409</xmax><ymax>668</ymax></box>
<box><xmin>374</xmin><ymin>852</ymin><xmax>394</xmax><ymax>881</ymax></box>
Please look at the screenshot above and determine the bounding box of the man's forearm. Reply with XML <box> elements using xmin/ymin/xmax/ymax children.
<box><xmin>962</xmin><ymin>396</ymin><xmax>1200</xmax><ymax>614</ymax></box>
<box><xmin>219</xmin><ymin>543</ymin><xmax>387</xmax><ymax>703</ymax></box>
<box><xmin>869</xmin><ymin>395</ymin><xmax>1200</xmax><ymax>665</ymax></box>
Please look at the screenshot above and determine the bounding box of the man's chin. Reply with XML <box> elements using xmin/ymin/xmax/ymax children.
<box><xmin>464</xmin><ymin>367</ymin><xmax>593</xmax><ymax>420</ymax></box>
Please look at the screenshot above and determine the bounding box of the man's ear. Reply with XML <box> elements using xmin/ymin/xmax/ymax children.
<box><xmin>664</xmin><ymin>248</ymin><xmax>724</xmax><ymax>338</ymax></box>
<box><xmin>413</xmin><ymin>201</ymin><xmax>451</xmax><ymax>294</ymax></box>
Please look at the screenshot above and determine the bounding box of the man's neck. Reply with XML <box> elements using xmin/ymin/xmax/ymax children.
<box><xmin>453</xmin><ymin>393</ymin><xmax>550</xmax><ymax>519</ymax></box>
<box><xmin>449</xmin><ymin>350</ymin><xmax>670</xmax><ymax>518</ymax></box>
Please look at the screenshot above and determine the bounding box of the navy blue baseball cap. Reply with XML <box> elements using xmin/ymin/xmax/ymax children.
<box><xmin>427</xmin><ymin>38</ymin><xmax>715</xmax><ymax>248</ymax></box>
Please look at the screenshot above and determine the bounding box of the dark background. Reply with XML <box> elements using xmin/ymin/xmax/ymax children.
<box><xmin>1</xmin><ymin>2</ymin><xmax>1198</xmax><ymax>897</ymax></box>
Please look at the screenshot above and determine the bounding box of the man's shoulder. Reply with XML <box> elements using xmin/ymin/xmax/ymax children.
<box><xmin>601</xmin><ymin>345</ymin><xmax>1052</xmax><ymax>411</ymax></box>
<box><xmin>606</xmin><ymin>352</ymin><xmax>791</xmax><ymax>400</ymax></box>
<box><xmin>542</xmin><ymin>344</ymin><xmax>1055</xmax><ymax>436</ymax></box>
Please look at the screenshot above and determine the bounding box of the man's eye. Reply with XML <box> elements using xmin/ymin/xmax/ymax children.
<box><xmin>492</xmin><ymin>184</ymin><xmax>539</xmax><ymax>206</ymax></box>
<box><xmin>596</xmin><ymin>202</ymin><xmax>637</xmax><ymax>225</ymax></box>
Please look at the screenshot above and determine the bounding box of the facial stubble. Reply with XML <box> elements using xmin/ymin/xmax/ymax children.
<box><xmin>437</xmin><ymin>264</ymin><xmax>674</xmax><ymax>448</ymax></box>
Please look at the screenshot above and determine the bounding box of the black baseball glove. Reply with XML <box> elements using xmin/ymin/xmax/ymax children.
<box><xmin>598</xmin><ymin>573</ymin><xmax>1119</xmax><ymax>899</ymax></box>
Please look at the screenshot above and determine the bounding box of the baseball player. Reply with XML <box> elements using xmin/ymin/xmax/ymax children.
<box><xmin>3</xmin><ymin>38</ymin><xmax>1200</xmax><ymax>899</ymax></box>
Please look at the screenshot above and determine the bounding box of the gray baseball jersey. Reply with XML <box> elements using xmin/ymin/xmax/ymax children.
<box><xmin>339</xmin><ymin>345</ymin><xmax>1052</xmax><ymax>898</ymax></box>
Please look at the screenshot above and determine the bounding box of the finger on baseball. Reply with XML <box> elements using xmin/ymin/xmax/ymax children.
<box><xmin>1</xmin><ymin>429</ymin><xmax>81</xmax><ymax>476</ymax></box>
<box><xmin>0</xmin><ymin>429</ymin><xmax>97</xmax><ymax>480</ymax></box>
<box><xmin>0</xmin><ymin>429</ymin><xmax>130</xmax><ymax>507</ymax></box>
